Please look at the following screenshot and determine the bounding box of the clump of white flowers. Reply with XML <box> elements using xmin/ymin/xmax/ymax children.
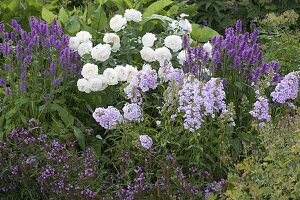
<box><xmin>71</xmin><ymin>11</ymin><xmax>198</xmax><ymax>93</ymax></box>
<box><xmin>124</xmin><ymin>9</ymin><xmax>142</xmax><ymax>22</ymax></box>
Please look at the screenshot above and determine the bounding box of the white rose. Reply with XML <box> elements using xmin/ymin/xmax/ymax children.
<box><xmin>124</xmin><ymin>9</ymin><xmax>142</xmax><ymax>22</ymax></box>
<box><xmin>91</xmin><ymin>44</ymin><xmax>111</xmax><ymax>62</ymax></box>
<box><xmin>154</xmin><ymin>47</ymin><xmax>172</xmax><ymax>65</ymax></box>
<box><xmin>142</xmin><ymin>33</ymin><xmax>157</xmax><ymax>47</ymax></box>
<box><xmin>177</xmin><ymin>50</ymin><xmax>187</xmax><ymax>65</ymax></box>
<box><xmin>69</xmin><ymin>37</ymin><xmax>80</xmax><ymax>51</ymax></box>
<box><xmin>76</xmin><ymin>31</ymin><xmax>92</xmax><ymax>43</ymax></box>
<box><xmin>179</xmin><ymin>19</ymin><xmax>192</xmax><ymax>33</ymax></box>
<box><xmin>110</xmin><ymin>14</ymin><xmax>127</xmax><ymax>32</ymax></box>
<box><xmin>103</xmin><ymin>33</ymin><xmax>121</xmax><ymax>52</ymax></box>
<box><xmin>125</xmin><ymin>64</ymin><xmax>138</xmax><ymax>82</ymax></box>
<box><xmin>140</xmin><ymin>47</ymin><xmax>155</xmax><ymax>62</ymax></box>
<box><xmin>164</xmin><ymin>35</ymin><xmax>182</xmax><ymax>52</ymax></box>
<box><xmin>97</xmin><ymin>75</ymin><xmax>108</xmax><ymax>91</ymax></box>
<box><xmin>81</xmin><ymin>63</ymin><xmax>98</xmax><ymax>79</ymax></box>
<box><xmin>77</xmin><ymin>78</ymin><xmax>91</xmax><ymax>93</ymax></box>
<box><xmin>88</xmin><ymin>77</ymin><xmax>103</xmax><ymax>92</ymax></box>
<box><xmin>114</xmin><ymin>65</ymin><xmax>128</xmax><ymax>82</ymax></box>
<box><xmin>77</xmin><ymin>41</ymin><xmax>93</xmax><ymax>57</ymax></box>
<box><xmin>203</xmin><ymin>41</ymin><xmax>213</xmax><ymax>58</ymax></box>
<box><xmin>103</xmin><ymin>68</ymin><xmax>119</xmax><ymax>85</ymax></box>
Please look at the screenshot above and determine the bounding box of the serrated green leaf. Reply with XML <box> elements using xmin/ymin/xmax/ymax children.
<box><xmin>42</xmin><ymin>7</ymin><xmax>57</xmax><ymax>24</ymax></box>
<box><xmin>65</xmin><ymin>19</ymin><xmax>81</xmax><ymax>34</ymax></box>
<box><xmin>143</xmin><ymin>0</ymin><xmax>173</xmax><ymax>21</ymax></box>
<box><xmin>58</xmin><ymin>7</ymin><xmax>69</xmax><ymax>26</ymax></box>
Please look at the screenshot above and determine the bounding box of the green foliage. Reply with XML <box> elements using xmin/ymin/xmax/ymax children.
<box><xmin>225</xmin><ymin>113</ymin><xmax>300</xmax><ymax>199</ymax></box>
<box><xmin>262</xmin><ymin>31</ymin><xmax>300</xmax><ymax>75</ymax></box>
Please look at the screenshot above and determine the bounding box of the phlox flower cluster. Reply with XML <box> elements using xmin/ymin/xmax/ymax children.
<box><xmin>123</xmin><ymin>103</ymin><xmax>143</xmax><ymax>122</ymax></box>
<box><xmin>249</xmin><ymin>96</ymin><xmax>271</xmax><ymax>127</ymax></box>
<box><xmin>176</xmin><ymin>76</ymin><xmax>233</xmax><ymax>132</ymax></box>
<box><xmin>124</xmin><ymin>65</ymin><xmax>158</xmax><ymax>104</ymax></box>
<box><xmin>270</xmin><ymin>72</ymin><xmax>299</xmax><ymax>104</ymax></box>
<box><xmin>139</xmin><ymin>135</ymin><xmax>153</xmax><ymax>149</ymax></box>
<box><xmin>93</xmin><ymin>106</ymin><xmax>123</xmax><ymax>129</ymax></box>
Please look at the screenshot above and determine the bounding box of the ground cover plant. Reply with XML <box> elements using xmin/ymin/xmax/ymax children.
<box><xmin>1</xmin><ymin>1</ymin><xmax>300</xmax><ymax>199</ymax></box>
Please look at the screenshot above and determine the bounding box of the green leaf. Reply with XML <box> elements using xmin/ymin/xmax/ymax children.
<box><xmin>143</xmin><ymin>0</ymin><xmax>173</xmax><ymax>21</ymax></box>
<box><xmin>73</xmin><ymin>126</ymin><xmax>85</xmax><ymax>149</ymax></box>
<box><xmin>41</xmin><ymin>7</ymin><xmax>57</xmax><ymax>24</ymax></box>
<box><xmin>65</xmin><ymin>19</ymin><xmax>81</xmax><ymax>34</ymax></box>
<box><xmin>50</xmin><ymin>104</ymin><xmax>74</xmax><ymax>127</ymax></box>
<box><xmin>58</xmin><ymin>7</ymin><xmax>69</xmax><ymax>26</ymax></box>
<box><xmin>123</xmin><ymin>0</ymin><xmax>133</xmax><ymax>8</ymax></box>
<box><xmin>8</xmin><ymin>0</ymin><xmax>19</xmax><ymax>11</ymax></box>
<box><xmin>90</xmin><ymin>5</ymin><xmax>107</xmax><ymax>31</ymax></box>
<box><xmin>98</xmin><ymin>0</ymin><xmax>108</xmax><ymax>5</ymax></box>
<box><xmin>167</xmin><ymin>5</ymin><xmax>179</xmax><ymax>16</ymax></box>
<box><xmin>191</xmin><ymin>24</ymin><xmax>220</xmax><ymax>42</ymax></box>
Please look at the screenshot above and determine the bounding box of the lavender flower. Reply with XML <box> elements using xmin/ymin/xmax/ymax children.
<box><xmin>93</xmin><ymin>106</ymin><xmax>123</xmax><ymax>129</ymax></box>
<box><xmin>139</xmin><ymin>135</ymin><xmax>153</xmax><ymax>149</ymax></box>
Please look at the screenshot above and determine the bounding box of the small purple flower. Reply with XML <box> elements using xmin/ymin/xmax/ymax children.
<box><xmin>5</xmin><ymin>87</ymin><xmax>12</xmax><ymax>96</ymax></box>
<box><xmin>11</xmin><ymin>166</ymin><xmax>18</xmax><ymax>175</ymax></box>
<box><xmin>139</xmin><ymin>135</ymin><xmax>153</xmax><ymax>149</ymax></box>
